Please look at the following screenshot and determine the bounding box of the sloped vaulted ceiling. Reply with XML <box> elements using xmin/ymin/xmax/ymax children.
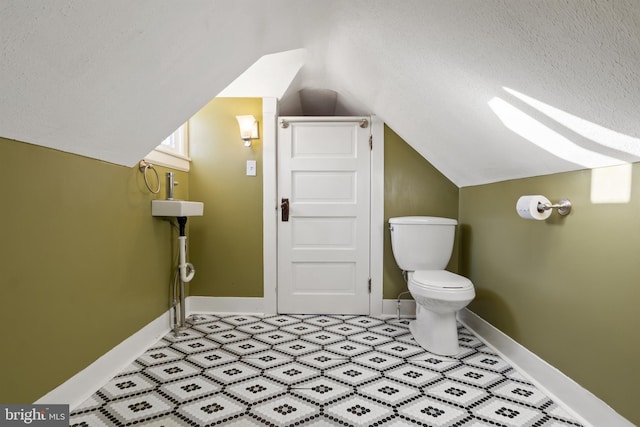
<box><xmin>1</xmin><ymin>0</ymin><xmax>639</xmax><ymax>187</ymax></box>
<box><xmin>0</xmin><ymin>0</ymin><xmax>328</xmax><ymax>166</ymax></box>
<box><xmin>310</xmin><ymin>0</ymin><xmax>640</xmax><ymax>186</ymax></box>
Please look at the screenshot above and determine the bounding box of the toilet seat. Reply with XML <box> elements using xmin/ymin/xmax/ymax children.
<box><xmin>410</xmin><ymin>270</ymin><xmax>473</xmax><ymax>291</ymax></box>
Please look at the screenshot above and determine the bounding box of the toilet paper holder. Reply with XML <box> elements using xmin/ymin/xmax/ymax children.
<box><xmin>537</xmin><ymin>198</ymin><xmax>572</xmax><ymax>216</ymax></box>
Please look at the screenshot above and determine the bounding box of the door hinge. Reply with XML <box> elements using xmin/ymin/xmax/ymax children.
<box><xmin>368</xmin><ymin>278</ymin><xmax>372</xmax><ymax>293</ymax></box>
<box><xmin>369</xmin><ymin>135</ymin><xmax>373</xmax><ymax>150</ymax></box>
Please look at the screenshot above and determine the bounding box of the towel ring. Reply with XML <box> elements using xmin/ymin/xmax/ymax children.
<box><xmin>139</xmin><ymin>160</ymin><xmax>160</xmax><ymax>194</ymax></box>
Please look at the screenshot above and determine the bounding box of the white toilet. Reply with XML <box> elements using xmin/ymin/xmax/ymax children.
<box><xmin>389</xmin><ymin>216</ymin><xmax>475</xmax><ymax>356</ymax></box>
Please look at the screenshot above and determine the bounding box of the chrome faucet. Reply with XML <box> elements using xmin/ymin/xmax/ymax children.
<box><xmin>166</xmin><ymin>172</ymin><xmax>176</xmax><ymax>200</ymax></box>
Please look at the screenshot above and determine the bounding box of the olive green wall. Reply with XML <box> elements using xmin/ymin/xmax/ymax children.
<box><xmin>383</xmin><ymin>126</ymin><xmax>459</xmax><ymax>299</ymax></box>
<box><xmin>188</xmin><ymin>98</ymin><xmax>264</xmax><ymax>297</ymax></box>
<box><xmin>0</xmin><ymin>137</ymin><xmax>189</xmax><ymax>403</ymax></box>
<box><xmin>459</xmin><ymin>165</ymin><xmax>640</xmax><ymax>424</ymax></box>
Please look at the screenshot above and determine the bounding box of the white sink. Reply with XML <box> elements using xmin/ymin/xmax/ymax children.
<box><xmin>152</xmin><ymin>200</ymin><xmax>204</xmax><ymax>217</ymax></box>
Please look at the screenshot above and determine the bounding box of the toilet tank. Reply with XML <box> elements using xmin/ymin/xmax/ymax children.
<box><xmin>389</xmin><ymin>216</ymin><xmax>457</xmax><ymax>271</ymax></box>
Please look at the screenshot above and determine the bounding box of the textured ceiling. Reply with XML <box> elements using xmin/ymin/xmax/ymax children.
<box><xmin>1</xmin><ymin>0</ymin><xmax>639</xmax><ymax>187</ymax></box>
<box><xmin>0</xmin><ymin>1</ymin><xmax>326</xmax><ymax>165</ymax></box>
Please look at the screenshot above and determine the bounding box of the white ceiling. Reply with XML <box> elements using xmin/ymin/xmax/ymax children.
<box><xmin>2</xmin><ymin>0</ymin><xmax>639</xmax><ymax>187</ymax></box>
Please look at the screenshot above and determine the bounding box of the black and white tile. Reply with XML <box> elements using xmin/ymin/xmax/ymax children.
<box><xmin>70</xmin><ymin>314</ymin><xmax>584</xmax><ymax>426</ymax></box>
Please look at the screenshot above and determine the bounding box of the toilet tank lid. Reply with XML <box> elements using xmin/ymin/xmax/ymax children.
<box><xmin>389</xmin><ymin>216</ymin><xmax>458</xmax><ymax>225</ymax></box>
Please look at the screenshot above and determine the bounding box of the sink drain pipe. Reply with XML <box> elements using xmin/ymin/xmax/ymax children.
<box><xmin>177</xmin><ymin>217</ymin><xmax>195</xmax><ymax>283</ymax></box>
<box><xmin>173</xmin><ymin>216</ymin><xmax>195</xmax><ymax>334</ymax></box>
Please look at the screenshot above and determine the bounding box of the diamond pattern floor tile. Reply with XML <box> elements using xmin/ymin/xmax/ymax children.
<box><xmin>136</xmin><ymin>347</ymin><xmax>185</xmax><ymax>367</ymax></box>
<box><xmin>177</xmin><ymin>393</ymin><xmax>245</xmax><ymax>425</ymax></box>
<box><xmin>237</xmin><ymin>321</ymin><xmax>279</xmax><ymax>335</ymax></box>
<box><xmin>324</xmin><ymin>340</ymin><xmax>373</xmax><ymax>357</ymax></box>
<box><xmin>264</xmin><ymin>361</ymin><xmax>321</xmax><ymax>385</ymax></box>
<box><xmin>358</xmin><ymin>378</ymin><xmax>421</xmax><ymax>405</ymax></box>
<box><xmin>207</xmin><ymin>329</ymin><xmax>251</xmax><ymax>345</ymax></box>
<box><xmin>375</xmin><ymin>340</ymin><xmax>426</xmax><ymax>359</ymax></box>
<box><xmin>300</xmin><ymin>330</ymin><xmax>348</xmax><ymax>345</ymax></box>
<box><xmin>345</xmin><ymin>316</ymin><xmax>386</xmax><ymax>328</ymax></box>
<box><xmin>325</xmin><ymin>395</ymin><xmax>394</xmax><ymax>425</ymax></box>
<box><xmin>323</xmin><ymin>323</ymin><xmax>367</xmax><ymax>336</ymax></box>
<box><xmin>464</xmin><ymin>353</ymin><xmax>513</xmax><ymax>373</ymax></box>
<box><xmin>385</xmin><ymin>364</ymin><xmax>443</xmax><ymax>387</ymax></box>
<box><xmin>70</xmin><ymin>313</ymin><xmax>585</xmax><ymax>427</ymax></box>
<box><xmin>425</xmin><ymin>379</ymin><xmax>489</xmax><ymax>407</ymax></box>
<box><xmin>170</xmin><ymin>337</ymin><xmax>219</xmax><ymax>354</ymax></box>
<box><xmin>408</xmin><ymin>353</ymin><xmax>461</xmax><ymax>371</ymax></box>
<box><xmin>280</xmin><ymin>323</ymin><xmax>323</xmax><ymax>335</ymax></box>
<box><xmin>348</xmin><ymin>331</ymin><xmax>394</xmax><ymax>346</ymax></box>
<box><xmin>253</xmin><ymin>330</ymin><xmax>298</xmax><ymax>345</ymax></box>
<box><xmin>325</xmin><ymin>363</ymin><xmax>382</xmax><ymax>385</ymax></box>
<box><xmin>144</xmin><ymin>360</ymin><xmax>200</xmax><ymax>383</ymax></box>
<box><xmin>352</xmin><ymin>351</ymin><xmax>404</xmax><ymax>371</ymax></box>
<box><xmin>186</xmin><ymin>347</ymin><xmax>239</xmax><ymax>368</ymax></box>
<box><xmin>491</xmin><ymin>381</ymin><xmax>552</xmax><ymax>407</ymax></box>
<box><xmin>225</xmin><ymin>376</ymin><xmax>287</xmax><ymax>404</ymax></box>
<box><xmin>397</xmin><ymin>396</ymin><xmax>470</xmax><ymax>426</ymax></box>
<box><xmin>99</xmin><ymin>372</ymin><xmax>156</xmax><ymax>400</ymax></box>
<box><xmin>223</xmin><ymin>338</ymin><xmax>271</xmax><ymax>356</ymax></box>
<box><xmin>445</xmin><ymin>364</ymin><xmax>504</xmax><ymax>388</ymax></box>
<box><xmin>262</xmin><ymin>314</ymin><xmax>303</xmax><ymax>327</ymax></box>
<box><xmin>274</xmin><ymin>339</ymin><xmax>323</xmax><ymax>356</ymax></box>
<box><xmin>291</xmin><ymin>377</ymin><xmax>354</xmax><ymax>404</ymax></box>
<box><xmin>296</xmin><ymin>350</ymin><xmax>349</xmax><ymax>370</ymax></box>
<box><xmin>192</xmin><ymin>320</ymin><xmax>234</xmax><ymax>334</ymax></box>
<box><xmin>158</xmin><ymin>376</ymin><xmax>221</xmax><ymax>402</ymax></box>
<box><xmin>252</xmin><ymin>394</ymin><xmax>320</xmax><ymax>426</ymax></box>
<box><xmin>242</xmin><ymin>350</ymin><xmax>294</xmax><ymax>369</ymax></box>
<box><xmin>472</xmin><ymin>396</ymin><xmax>547</xmax><ymax>426</ymax></box>
<box><xmin>204</xmin><ymin>360</ymin><xmax>260</xmax><ymax>384</ymax></box>
<box><xmin>102</xmin><ymin>392</ymin><xmax>174</xmax><ymax>425</ymax></box>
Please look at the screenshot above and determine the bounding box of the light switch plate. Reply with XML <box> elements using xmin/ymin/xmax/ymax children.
<box><xmin>246</xmin><ymin>160</ymin><xmax>257</xmax><ymax>176</ymax></box>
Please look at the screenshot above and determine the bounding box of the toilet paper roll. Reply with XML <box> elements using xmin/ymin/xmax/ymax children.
<box><xmin>516</xmin><ymin>195</ymin><xmax>552</xmax><ymax>220</ymax></box>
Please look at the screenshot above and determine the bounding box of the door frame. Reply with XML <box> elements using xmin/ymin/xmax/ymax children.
<box><xmin>262</xmin><ymin>98</ymin><xmax>384</xmax><ymax>315</ymax></box>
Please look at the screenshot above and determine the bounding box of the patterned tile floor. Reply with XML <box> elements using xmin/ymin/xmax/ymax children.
<box><xmin>70</xmin><ymin>314</ymin><xmax>584</xmax><ymax>427</ymax></box>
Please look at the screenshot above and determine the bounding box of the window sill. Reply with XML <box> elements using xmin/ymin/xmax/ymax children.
<box><xmin>144</xmin><ymin>148</ymin><xmax>190</xmax><ymax>172</ymax></box>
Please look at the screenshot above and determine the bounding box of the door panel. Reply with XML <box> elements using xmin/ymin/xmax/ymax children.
<box><xmin>292</xmin><ymin>218</ymin><xmax>356</xmax><ymax>248</ymax></box>
<box><xmin>292</xmin><ymin>172</ymin><xmax>356</xmax><ymax>202</ymax></box>
<box><xmin>277</xmin><ymin>118</ymin><xmax>370</xmax><ymax>314</ymax></box>
<box><xmin>292</xmin><ymin>126</ymin><xmax>357</xmax><ymax>157</ymax></box>
<box><xmin>292</xmin><ymin>263</ymin><xmax>356</xmax><ymax>294</ymax></box>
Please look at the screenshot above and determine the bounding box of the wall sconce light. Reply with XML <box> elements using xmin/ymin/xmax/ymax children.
<box><xmin>236</xmin><ymin>115</ymin><xmax>259</xmax><ymax>147</ymax></box>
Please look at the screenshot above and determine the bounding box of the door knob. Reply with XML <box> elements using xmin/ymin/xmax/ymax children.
<box><xmin>281</xmin><ymin>198</ymin><xmax>289</xmax><ymax>222</ymax></box>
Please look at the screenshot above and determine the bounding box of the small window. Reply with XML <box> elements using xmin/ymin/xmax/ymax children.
<box><xmin>159</xmin><ymin>123</ymin><xmax>188</xmax><ymax>157</ymax></box>
<box><xmin>145</xmin><ymin>123</ymin><xmax>190</xmax><ymax>171</ymax></box>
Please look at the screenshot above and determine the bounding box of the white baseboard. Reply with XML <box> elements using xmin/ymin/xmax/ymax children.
<box><xmin>35</xmin><ymin>297</ymin><xmax>263</xmax><ymax>410</ymax></box>
<box><xmin>457</xmin><ymin>308</ymin><xmax>634</xmax><ymax>427</ymax></box>
<box><xmin>187</xmin><ymin>296</ymin><xmax>265</xmax><ymax>316</ymax></box>
<box><xmin>35</xmin><ymin>310</ymin><xmax>171</xmax><ymax>411</ymax></box>
<box><xmin>381</xmin><ymin>298</ymin><xmax>416</xmax><ymax>318</ymax></box>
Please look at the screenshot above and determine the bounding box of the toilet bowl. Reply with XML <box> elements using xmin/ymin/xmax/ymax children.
<box><xmin>408</xmin><ymin>270</ymin><xmax>475</xmax><ymax>355</ymax></box>
<box><xmin>389</xmin><ymin>216</ymin><xmax>475</xmax><ymax>356</ymax></box>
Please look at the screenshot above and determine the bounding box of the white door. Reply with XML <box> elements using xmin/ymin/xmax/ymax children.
<box><xmin>277</xmin><ymin>117</ymin><xmax>371</xmax><ymax>314</ymax></box>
